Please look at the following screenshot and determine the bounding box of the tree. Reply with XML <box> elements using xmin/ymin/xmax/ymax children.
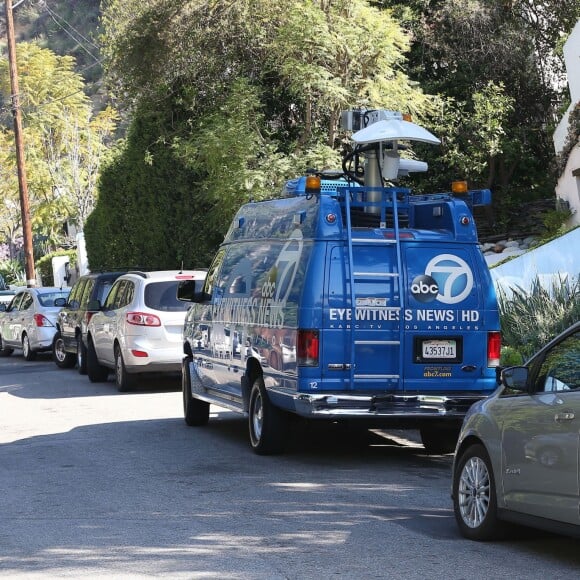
<box><xmin>92</xmin><ymin>0</ymin><xmax>438</xmax><ymax>269</ymax></box>
<box><xmin>0</xmin><ymin>43</ymin><xmax>118</xmax><ymax>250</ymax></box>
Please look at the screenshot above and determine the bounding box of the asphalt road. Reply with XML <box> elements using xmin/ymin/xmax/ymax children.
<box><xmin>1</xmin><ymin>352</ymin><xmax>580</xmax><ymax>579</ymax></box>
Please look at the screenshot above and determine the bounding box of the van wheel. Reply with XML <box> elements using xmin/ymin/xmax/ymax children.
<box><xmin>22</xmin><ymin>333</ymin><xmax>36</xmax><ymax>361</ymax></box>
<box><xmin>87</xmin><ymin>338</ymin><xmax>108</xmax><ymax>383</ymax></box>
<box><xmin>453</xmin><ymin>443</ymin><xmax>502</xmax><ymax>541</ymax></box>
<box><xmin>115</xmin><ymin>345</ymin><xmax>134</xmax><ymax>392</ymax></box>
<box><xmin>0</xmin><ymin>335</ymin><xmax>13</xmax><ymax>357</ymax></box>
<box><xmin>53</xmin><ymin>331</ymin><xmax>75</xmax><ymax>368</ymax></box>
<box><xmin>420</xmin><ymin>425</ymin><xmax>459</xmax><ymax>455</ymax></box>
<box><xmin>76</xmin><ymin>335</ymin><xmax>87</xmax><ymax>375</ymax></box>
<box><xmin>248</xmin><ymin>377</ymin><xmax>288</xmax><ymax>455</ymax></box>
<box><xmin>182</xmin><ymin>356</ymin><xmax>209</xmax><ymax>426</ymax></box>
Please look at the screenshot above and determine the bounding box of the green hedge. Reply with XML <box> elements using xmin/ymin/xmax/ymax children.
<box><xmin>36</xmin><ymin>250</ymin><xmax>77</xmax><ymax>286</ymax></box>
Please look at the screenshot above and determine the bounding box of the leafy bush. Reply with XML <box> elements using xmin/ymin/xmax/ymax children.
<box><xmin>498</xmin><ymin>274</ymin><xmax>580</xmax><ymax>360</ymax></box>
<box><xmin>0</xmin><ymin>260</ymin><xmax>25</xmax><ymax>286</ymax></box>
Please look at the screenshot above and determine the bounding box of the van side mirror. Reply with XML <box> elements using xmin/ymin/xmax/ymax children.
<box><xmin>501</xmin><ymin>366</ymin><xmax>529</xmax><ymax>391</ymax></box>
<box><xmin>177</xmin><ymin>279</ymin><xmax>208</xmax><ymax>303</ymax></box>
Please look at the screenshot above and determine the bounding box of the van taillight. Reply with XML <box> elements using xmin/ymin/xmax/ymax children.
<box><xmin>487</xmin><ymin>332</ymin><xmax>501</xmax><ymax>367</ymax></box>
<box><xmin>297</xmin><ymin>329</ymin><xmax>319</xmax><ymax>367</ymax></box>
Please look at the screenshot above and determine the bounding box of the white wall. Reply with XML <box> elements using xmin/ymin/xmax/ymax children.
<box><xmin>553</xmin><ymin>20</ymin><xmax>580</xmax><ymax>227</ymax></box>
<box><xmin>489</xmin><ymin>228</ymin><xmax>580</xmax><ymax>296</ymax></box>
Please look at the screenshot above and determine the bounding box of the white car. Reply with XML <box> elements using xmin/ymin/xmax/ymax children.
<box><xmin>86</xmin><ymin>270</ymin><xmax>206</xmax><ymax>391</ymax></box>
<box><xmin>0</xmin><ymin>287</ymin><xmax>71</xmax><ymax>360</ymax></box>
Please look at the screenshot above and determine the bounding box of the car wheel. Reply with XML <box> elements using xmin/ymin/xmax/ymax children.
<box><xmin>182</xmin><ymin>356</ymin><xmax>209</xmax><ymax>426</ymax></box>
<box><xmin>22</xmin><ymin>333</ymin><xmax>36</xmax><ymax>361</ymax></box>
<box><xmin>87</xmin><ymin>338</ymin><xmax>108</xmax><ymax>383</ymax></box>
<box><xmin>453</xmin><ymin>443</ymin><xmax>502</xmax><ymax>541</ymax></box>
<box><xmin>420</xmin><ymin>425</ymin><xmax>459</xmax><ymax>455</ymax></box>
<box><xmin>248</xmin><ymin>376</ymin><xmax>288</xmax><ymax>455</ymax></box>
<box><xmin>76</xmin><ymin>334</ymin><xmax>87</xmax><ymax>375</ymax></box>
<box><xmin>0</xmin><ymin>334</ymin><xmax>14</xmax><ymax>357</ymax></box>
<box><xmin>114</xmin><ymin>345</ymin><xmax>134</xmax><ymax>392</ymax></box>
<box><xmin>52</xmin><ymin>331</ymin><xmax>75</xmax><ymax>368</ymax></box>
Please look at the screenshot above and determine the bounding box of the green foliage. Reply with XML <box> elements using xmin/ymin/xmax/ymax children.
<box><xmin>541</xmin><ymin>208</ymin><xmax>574</xmax><ymax>239</ymax></box>
<box><xmin>0</xmin><ymin>260</ymin><xmax>25</xmax><ymax>286</ymax></box>
<box><xmin>500</xmin><ymin>345</ymin><xmax>523</xmax><ymax>367</ymax></box>
<box><xmin>35</xmin><ymin>250</ymin><xmax>77</xmax><ymax>287</ymax></box>
<box><xmin>498</xmin><ymin>275</ymin><xmax>580</xmax><ymax>360</ymax></box>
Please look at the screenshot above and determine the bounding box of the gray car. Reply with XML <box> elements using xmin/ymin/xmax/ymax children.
<box><xmin>0</xmin><ymin>287</ymin><xmax>71</xmax><ymax>360</ymax></box>
<box><xmin>452</xmin><ymin>321</ymin><xmax>580</xmax><ymax>540</ymax></box>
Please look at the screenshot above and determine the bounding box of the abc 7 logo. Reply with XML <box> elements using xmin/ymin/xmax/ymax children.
<box><xmin>261</xmin><ymin>278</ymin><xmax>276</xmax><ymax>299</ymax></box>
<box><xmin>411</xmin><ymin>275</ymin><xmax>439</xmax><ymax>303</ymax></box>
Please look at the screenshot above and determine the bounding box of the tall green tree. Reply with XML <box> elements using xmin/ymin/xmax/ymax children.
<box><xmin>0</xmin><ymin>43</ymin><xmax>118</xmax><ymax>250</ymax></box>
<box><xmin>93</xmin><ymin>0</ymin><xmax>437</xmax><ymax>269</ymax></box>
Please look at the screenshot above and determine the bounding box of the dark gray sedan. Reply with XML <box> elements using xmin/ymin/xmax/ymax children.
<box><xmin>452</xmin><ymin>322</ymin><xmax>580</xmax><ymax>540</ymax></box>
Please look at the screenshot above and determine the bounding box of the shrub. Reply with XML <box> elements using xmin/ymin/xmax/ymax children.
<box><xmin>498</xmin><ymin>274</ymin><xmax>580</xmax><ymax>360</ymax></box>
<box><xmin>0</xmin><ymin>259</ymin><xmax>25</xmax><ymax>286</ymax></box>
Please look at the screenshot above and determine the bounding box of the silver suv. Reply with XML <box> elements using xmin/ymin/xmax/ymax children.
<box><xmin>86</xmin><ymin>270</ymin><xmax>206</xmax><ymax>391</ymax></box>
<box><xmin>452</xmin><ymin>321</ymin><xmax>580</xmax><ymax>540</ymax></box>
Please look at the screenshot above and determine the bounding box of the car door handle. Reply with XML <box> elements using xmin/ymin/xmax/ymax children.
<box><xmin>554</xmin><ymin>412</ymin><xmax>575</xmax><ymax>422</ymax></box>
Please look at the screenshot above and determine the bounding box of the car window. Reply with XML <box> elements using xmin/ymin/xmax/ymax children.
<box><xmin>7</xmin><ymin>293</ymin><xmax>23</xmax><ymax>312</ymax></box>
<box><xmin>81</xmin><ymin>279</ymin><xmax>96</xmax><ymax>308</ymax></box>
<box><xmin>68</xmin><ymin>279</ymin><xmax>86</xmax><ymax>308</ymax></box>
<box><xmin>38</xmin><ymin>291</ymin><xmax>70</xmax><ymax>307</ymax></box>
<box><xmin>103</xmin><ymin>280</ymin><xmax>123</xmax><ymax>310</ymax></box>
<box><xmin>96</xmin><ymin>279</ymin><xmax>116</xmax><ymax>305</ymax></box>
<box><xmin>111</xmin><ymin>280</ymin><xmax>131</xmax><ymax>310</ymax></box>
<box><xmin>535</xmin><ymin>331</ymin><xmax>580</xmax><ymax>393</ymax></box>
<box><xmin>19</xmin><ymin>293</ymin><xmax>34</xmax><ymax>311</ymax></box>
<box><xmin>144</xmin><ymin>281</ymin><xmax>189</xmax><ymax>312</ymax></box>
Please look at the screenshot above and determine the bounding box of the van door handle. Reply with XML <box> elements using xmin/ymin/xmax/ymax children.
<box><xmin>554</xmin><ymin>412</ymin><xmax>575</xmax><ymax>422</ymax></box>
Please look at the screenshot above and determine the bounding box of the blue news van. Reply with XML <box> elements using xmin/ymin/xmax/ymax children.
<box><xmin>179</xmin><ymin>111</ymin><xmax>501</xmax><ymax>455</ymax></box>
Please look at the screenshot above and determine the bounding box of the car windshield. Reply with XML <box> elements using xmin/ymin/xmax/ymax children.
<box><xmin>144</xmin><ymin>281</ymin><xmax>189</xmax><ymax>312</ymax></box>
<box><xmin>38</xmin><ymin>291</ymin><xmax>71</xmax><ymax>307</ymax></box>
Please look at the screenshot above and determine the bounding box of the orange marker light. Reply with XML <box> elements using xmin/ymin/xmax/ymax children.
<box><xmin>305</xmin><ymin>175</ymin><xmax>321</xmax><ymax>194</ymax></box>
<box><xmin>451</xmin><ymin>181</ymin><xmax>468</xmax><ymax>194</ymax></box>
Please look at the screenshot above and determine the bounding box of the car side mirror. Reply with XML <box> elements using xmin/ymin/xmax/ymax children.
<box><xmin>177</xmin><ymin>279</ymin><xmax>209</xmax><ymax>303</ymax></box>
<box><xmin>54</xmin><ymin>297</ymin><xmax>67</xmax><ymax>307</ymax></box>
<box><xmin>0</xmin><ymin>304</ymin><xmax>6</xmax><ymax>312</ymax></box>
<box><xmin>501</xmin><ymin>366</ymin><xmax>529</xmax><ymax>391</ymax></box>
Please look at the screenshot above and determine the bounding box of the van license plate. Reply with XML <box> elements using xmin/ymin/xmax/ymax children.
<box><xmin>422</xmin><ymin>340</ymin><xmax>456</xmax><ymax>359</ymax></box>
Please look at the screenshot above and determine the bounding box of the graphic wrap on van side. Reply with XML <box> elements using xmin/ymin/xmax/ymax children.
<box><xmin>187</xmin><ymin>219</ymin><xmax>315</xmax><ymax>399</ymax></box>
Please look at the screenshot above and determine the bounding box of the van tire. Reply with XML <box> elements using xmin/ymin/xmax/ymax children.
<box><xmin>183</xmin><ymin>356</ymin><xmax>209</xmax><ymax>426</ymax></box>
<box><xmin>87</xmin><ymin>338</ymin><xmax>108</xmax><ymax>383</ymax></box>
<box><xmin>420</xmin><ymin>425</ymin><xmax>459</xmax><ymax>455</ymax></box>
<box><xmin>53</xmin><ymin>331</ymin><xmax>75</xmax><ymax>368</ymax></box>
<box><xmin>248</xmin><ymin>377</ymin><xmax>288</xmax><ymax>455</ymax></box>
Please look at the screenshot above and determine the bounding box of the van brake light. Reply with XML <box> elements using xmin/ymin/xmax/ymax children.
<box><xmin>297</xmin><ymin>329</ymin><xmax>319</xmax><ymax>366</ymax></box>
<box><xmin>487</xmin><ymin>332</ymin><xmax>501</xmax><ymax>367</ymax></box>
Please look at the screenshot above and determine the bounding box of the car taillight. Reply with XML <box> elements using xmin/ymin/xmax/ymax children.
<box><xmin>85</xmin><ymin>311</ymin><xmax>96</xmax><ymax>325</ymax></box>
<box><xmin>126</xmin><ymin>312</ymin><xmax>161</xmax><ymax>327</ymax></box>
<box><xmin>33</xmin><ymin>314</ymin><xmax>52</xmax><ymax>327</ymax></box>
<box><xmin>297</xmin><ymin>329</ymin><xmax>319</xmax><ymax>366</ymax></box>
<box><xmin>487</xmin><ymin>331</ymin><xmax>501</xmax><ymax>367</ymax></box>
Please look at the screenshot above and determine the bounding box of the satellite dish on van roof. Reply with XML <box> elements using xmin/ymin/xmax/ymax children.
<box><xmin>352</xmin><ymin>119</ymin><xmax>440</xmax><ymax>146</ymax></box>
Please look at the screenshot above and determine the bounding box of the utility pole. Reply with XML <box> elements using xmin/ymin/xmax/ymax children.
<box><xmin>5</xmin><ymin>0</ymin><xmax>36</xmax><ymax>287</ymax></box>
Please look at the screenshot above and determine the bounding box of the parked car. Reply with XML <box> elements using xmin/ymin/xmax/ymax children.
<box><xmin>52</xmin><ymin>271</ymin><xmax>126</xmax><ymax>373</ymax></box>
<box><xmin>452</xmin><ymin>321</ymin><xmax>580</xmax><ymax>541</ymax></box>
<box><xmin>86</xmin><ymin>270</ymin><xmax>206</xmax><ymax>391</ymax></box>
<box><xmin>0</xmin><ymin>287</ymin><xmax>71</xmax><ymax>360</ymax></box>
